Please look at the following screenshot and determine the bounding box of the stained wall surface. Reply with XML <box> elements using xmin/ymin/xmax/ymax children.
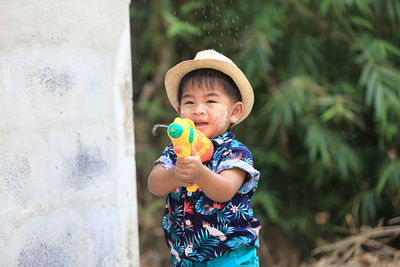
<box><xmin>0</xmin><ymin>0</ymin><xmax>139</xmax><ymax>266</ymax></box>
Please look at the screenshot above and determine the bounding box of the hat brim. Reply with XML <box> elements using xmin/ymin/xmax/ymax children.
<box><xmin>165</xmin><ymin>58</ymin><xmax>254</xmax><ymax>125</ymax></box>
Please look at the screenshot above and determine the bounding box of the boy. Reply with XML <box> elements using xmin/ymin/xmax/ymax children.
<box><xmin>148</xmin><ymin>50</ymin><xmax>261</xmax><ymax>266</ymax></box>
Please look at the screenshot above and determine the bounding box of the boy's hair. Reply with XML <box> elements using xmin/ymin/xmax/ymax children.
<box><xmin>177</xmin><ymin>68</ymin><xmax>242</xmax><ymax>103</ymax></box>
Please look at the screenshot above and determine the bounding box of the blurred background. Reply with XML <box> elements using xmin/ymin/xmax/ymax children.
<box><xmin>130</xmin><ymin>1</ymin><xmax>400</xmax><ymax>266</ymax></box>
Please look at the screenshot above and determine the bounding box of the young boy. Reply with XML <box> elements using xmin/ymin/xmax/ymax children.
<box><xmin>148</xmin><ymin>50</ymin><xmax>261</xmax><ymax>266</ymax></box>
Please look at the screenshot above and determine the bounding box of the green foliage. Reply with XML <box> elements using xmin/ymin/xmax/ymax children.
<box><xmin>377</xmin><ymin>159</ymin><xmax>400</xmax><ymax>193</ymax></box>
<box><xmin>131</xmin><ymin>0</ymin><xmax>400</xmax><ymax>262</ymax></box>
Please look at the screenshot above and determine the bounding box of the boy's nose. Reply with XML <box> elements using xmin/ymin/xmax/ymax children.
<box><xmin>193</xmin><ymin>104</ymin><xmax>205</xmax><ymax>115</ymax></box>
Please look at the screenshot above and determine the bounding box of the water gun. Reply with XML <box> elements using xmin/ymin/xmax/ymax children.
<box><xmin>167</xmin><ymin>117</ymin><xmax>214</xmax><ymax>192</ymax></box>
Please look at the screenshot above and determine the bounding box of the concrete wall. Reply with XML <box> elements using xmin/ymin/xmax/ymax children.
<box><xmin>0</xmin><ymin>0</ymin><xmax>139</xmax><ymax>266</ymax></box>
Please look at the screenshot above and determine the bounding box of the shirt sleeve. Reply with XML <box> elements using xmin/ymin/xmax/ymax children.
<box><xmin>153</xmin><ymin>143</ymin><xmax>176</xmax><ymax>169</ymax></box>
<box><xmin>216</xmin><ymin>142</ymin><xmax>260</xmax><ymax>195</ymax></box>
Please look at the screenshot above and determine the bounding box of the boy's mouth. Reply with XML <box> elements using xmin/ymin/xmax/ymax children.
<box><xmin>194</xmin><ymin>121</ymin><xmax>208</xmax><ymax>128</ymax></box>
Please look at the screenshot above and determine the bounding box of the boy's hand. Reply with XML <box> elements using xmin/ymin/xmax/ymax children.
<box><xmin>174</xmin><ymin>144</ymin><xmax>204</xmax><ymax>186</ymax></box>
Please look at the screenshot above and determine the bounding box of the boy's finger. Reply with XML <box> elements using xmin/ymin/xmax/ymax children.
<box><xmin>178</xmin><ymin>155</ymin><xmax>197</xmax><ymax>164</ymax></box>
<box><xmin>176</xmin><ymin>157</ymin><xmax>190</xmax><ymax>166</ymax></box>
<box><xmin>191</xmin><ymin>143</ymin><xmax>199</xmax><ymax>156</ymax></box>
<box><xmin>177</xmin><ymin>156</ymin><xmax>189</xmax><ymax>163</ymax></box>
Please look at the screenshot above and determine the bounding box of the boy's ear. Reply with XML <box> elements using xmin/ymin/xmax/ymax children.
<box><xmin>177</xmin><ymin>105</ymin><xmax>181</xmax><ymax>116</ymax></box>
<box><xmin>230</xmin><ymin>101</ymin><xmax>244</xmax><ymax>124</ymax></box>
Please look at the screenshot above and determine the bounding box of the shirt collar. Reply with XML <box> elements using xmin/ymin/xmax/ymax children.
<box><xmin>212</xmin><ymin>130</ymin><xmax>235</xmax><ymax>146</ymax></box>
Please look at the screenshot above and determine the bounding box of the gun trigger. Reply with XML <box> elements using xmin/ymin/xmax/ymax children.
<box><xmin>174</xmin><ymin>145</ymin><xmax>183</xmax><ymax>155</ymax></box>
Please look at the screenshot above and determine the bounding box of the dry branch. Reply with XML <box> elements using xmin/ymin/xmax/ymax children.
<box><xmin>301</xmin><ymin>223</ymin><xmax>400</xmax><ymax>267</ymax></box>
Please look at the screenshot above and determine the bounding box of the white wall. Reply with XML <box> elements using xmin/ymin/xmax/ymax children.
<box><xmin>0</xmin><ymin>0</ymin><xmax>139</xmax><ymax>266</ymax></box>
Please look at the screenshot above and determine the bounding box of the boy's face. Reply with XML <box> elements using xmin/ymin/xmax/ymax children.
<box><xmin>177</xmin><ymin>82</ymin><xmax>244</xmax><ymax>139</ymax></box>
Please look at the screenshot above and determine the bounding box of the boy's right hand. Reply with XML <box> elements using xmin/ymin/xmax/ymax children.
<box><xmin>174</xmin><ymin>144</ymin><xmax>203</xmax><ymax>188</ymax></box>
<box><xmin>175</xmin><ymin>178</ymin><xmax>194</xmax><ymax>188</ymax></box>
<box><xmin>173</xmin><ymin>165</ymin><xmax>195</xmax><ymax>188</ymax></box>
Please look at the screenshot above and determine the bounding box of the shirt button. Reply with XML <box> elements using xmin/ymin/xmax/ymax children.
<box><xmin>187</xmin><ymin>192</ymin><xmax>192</xmax><ymax>197</ymax></box>
<box><xmin>186</xmin><ymin>219</ymin><xmax>191</xmax><ymax>226</ymax></box>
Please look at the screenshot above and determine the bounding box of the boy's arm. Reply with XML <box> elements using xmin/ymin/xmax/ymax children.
<box><xmin>148</xmin><ymin>163</ymin><xmax>195</xmax><ymax>196</ymax></box>
<box><xmin>196</xmin><ymin>167</ymin><xmax>246</xmax><ymax>202</ymax></box>
<box><xmin>175</xmin><ymin>145</ymin><xmax>246</xmax><ymax>202</ymax></box>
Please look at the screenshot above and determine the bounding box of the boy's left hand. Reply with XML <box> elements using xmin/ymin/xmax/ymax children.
<box><xmin>175</xmin><ymin>144</ymin><xmax>204</xmax><ymax>184</ymax></box>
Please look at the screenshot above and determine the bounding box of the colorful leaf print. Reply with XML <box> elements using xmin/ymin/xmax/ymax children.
<box><xmin>228</xmin><ymin>202</ymin><xmax>250</xmax><ymax>220</ymax></box>
<box><xmin>194</xmin><ymin>196</ymin><xmax>225</xmax><ymax>215</ymax></box>
<box><xmin>170</xmin><ymin>186</ymin><xmax>182</xmax><ymax>201</ymax></box>
<box><xmin>183</xmin><ymin>200</ymin><xmax>194</xmax><ymax>214</ymax></box>
<box><xmin>225</xmin><ymin>236</ymin><xmax>252</xmax><ymax>250</ymax></box>
<box><xmin>191</xmin><ymin>229</ymin><xmax>220</xmax><ymax>260</ymax></box>
<box><xmin>179</xmin><ymin>259</ymin><xmax>193</xmax><ymax>267</ymax></box>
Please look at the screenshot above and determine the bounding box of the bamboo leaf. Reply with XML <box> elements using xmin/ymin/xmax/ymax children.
<box><xmin>365</xmin><ymin>70</ymin><xmax>377</xmax><ymax>107</ymax></box>
<box><xmin>321</xmin><ymin>106</ymin><xmax>337</xmax><ymax>122</ymax></box>
<box><xmin>377</xmin><ymin>161</ymin><xmax>400</xmax><ymax>194</ymax></box>
<box><xmin>253</xmin><ymin>192</ymin><xmax>279</xmax><ymax>221</ymax></box>
<box><xmin>319</xmin><ymin>0</ymin><xmax>333</xmax><ymax>16</ymax></box>
<box><xmin>180</xmin><ymin>1</ymin><xmax>204</xmax><ymax>15</ymax></box>
<box><xmin>162</xmin><ymin>10</ymin><xmax>200</xmax><ymax>37</ymax></box>
<box><xmin>350</xmin><ymin>16</ymin><xmax>373</xmax><ymax>30</ymax></box>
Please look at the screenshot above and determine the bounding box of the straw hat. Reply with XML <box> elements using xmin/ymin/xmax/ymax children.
<box><xmin>165</xmin><ymin>49</ymin><xmax>254</xmax><ymax>125</ymax></box>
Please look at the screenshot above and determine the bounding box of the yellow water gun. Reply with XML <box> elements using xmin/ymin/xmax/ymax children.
<box><xmin>167</xmin><ymin>117</ymin><xmax>214</xmax><ymax>192</ymax></box>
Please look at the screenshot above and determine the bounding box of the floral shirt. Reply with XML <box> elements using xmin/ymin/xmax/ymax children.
<box><xmin>154</xmin><ymin>130</ymin><xmax>261</xmax><ymax>267</ymax></box>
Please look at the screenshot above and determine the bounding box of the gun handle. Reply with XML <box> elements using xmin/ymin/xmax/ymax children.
<box><xmin>173</xmin><ymin>143</ymin><xmax>199</xmax><ymax>192</ymax></box>
<box><xmin>187</xmin><ymin>184</ymin><xmax>199</xmax><ymax>192</ymax></box>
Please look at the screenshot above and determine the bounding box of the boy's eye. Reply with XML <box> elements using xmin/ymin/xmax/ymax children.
<box><xmin>207</xmin><ymin>100</ymin><xmax>216</xmax><ymax>104</ymax></box>
<box><xmin>184</xmin><ymin>101</ymin><xmax>194</xmax><ymax>105</ymax></box>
